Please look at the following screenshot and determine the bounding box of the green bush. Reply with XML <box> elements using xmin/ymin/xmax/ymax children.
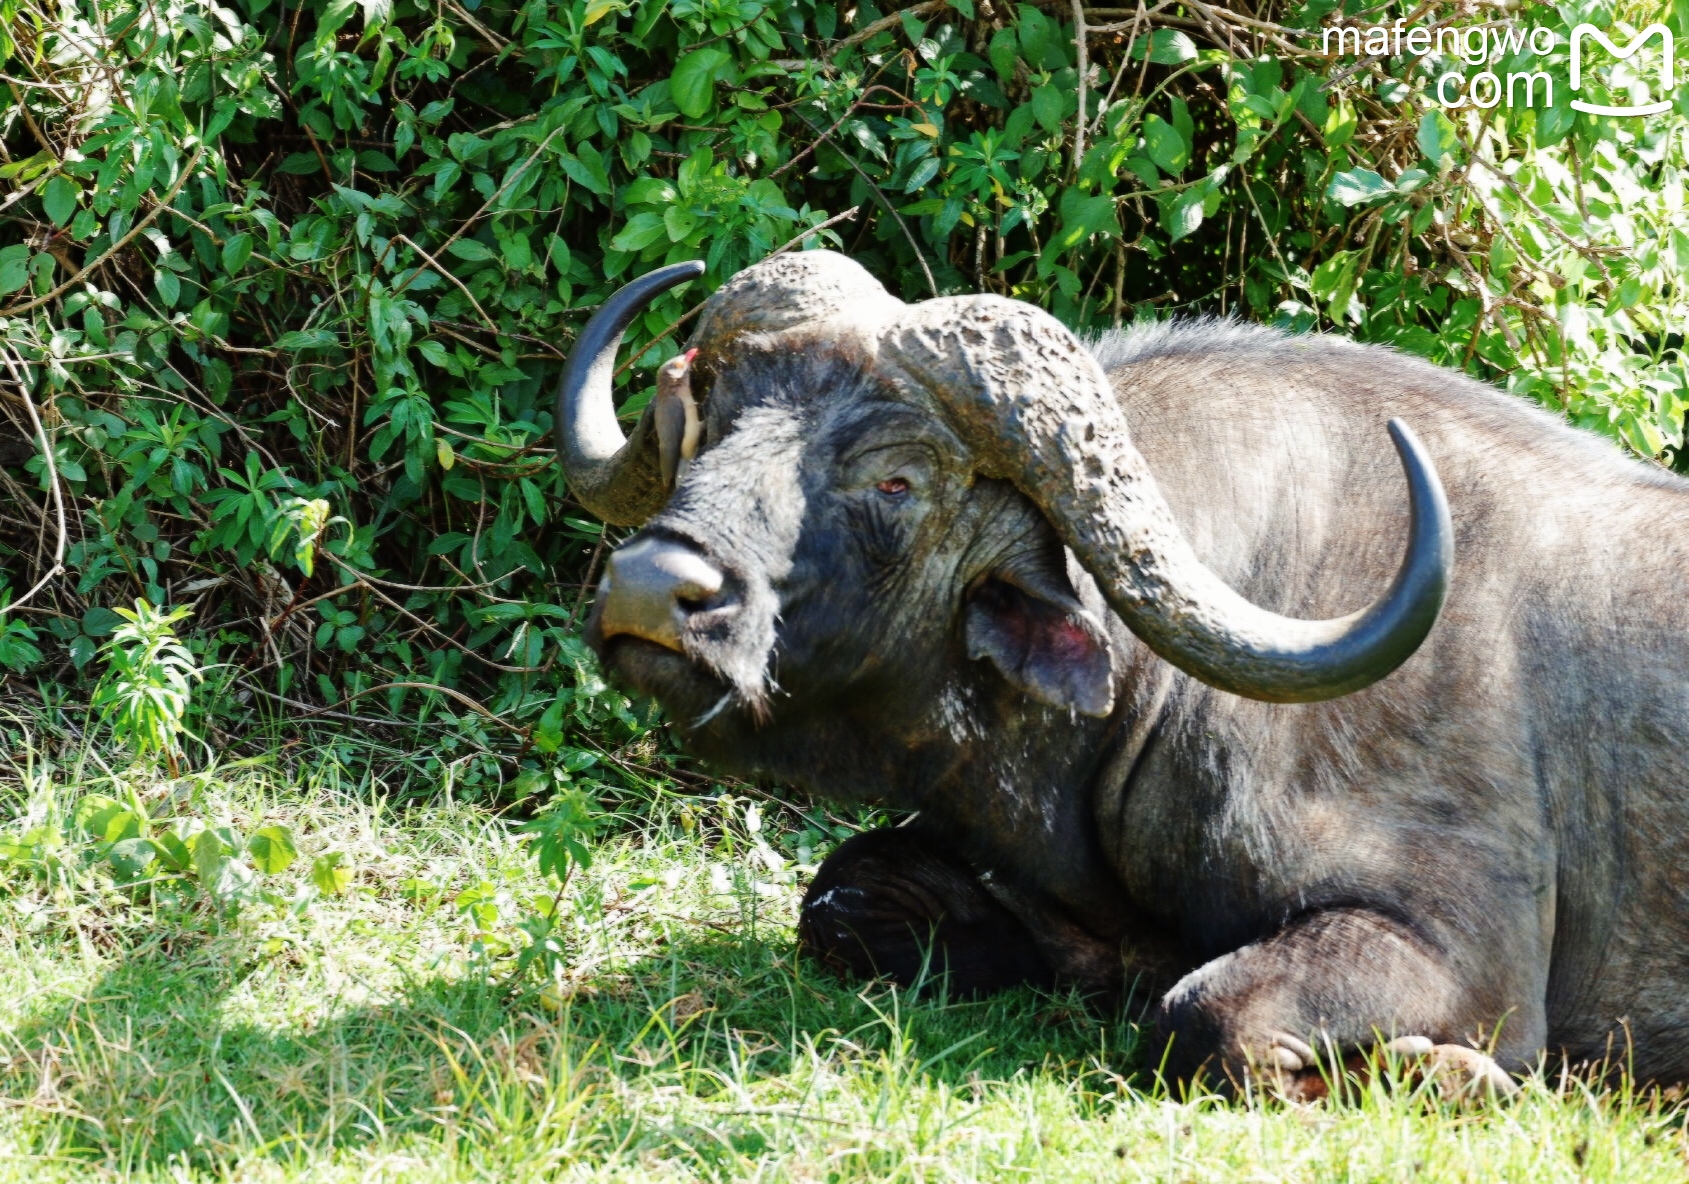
<box><xmin>0</xmin><ymin>0</ymin><xmax>1684</xmax><ymax>775</ymax></box>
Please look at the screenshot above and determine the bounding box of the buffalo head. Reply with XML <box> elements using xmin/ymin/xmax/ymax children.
<box><xmin>555</xmin><ymin>252</ymin><xmax>1450</xmax><ymax>797</ymax></box>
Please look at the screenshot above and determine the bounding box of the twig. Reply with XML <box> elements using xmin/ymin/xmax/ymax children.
<box><xmin>0</xmin><ymin>351</ymin><xmax>67</xmax><ymax>616</ymax></box>
<box><xmin>0</xmin><ymin>168</ymin><xmax>54</xmax><ymax>215</ymax></box>
<box><xmin>1090</xmin><ymin>0</ymin><xmax>1158</xmax><ymax>142</ymax></box>
<box><xmin>769</xmin><ymin>87</ymin><xmax>915</xmax><ymax>181</ymax></box>
<box><xmin>342</xmin><ymin>562</ymin><xmax>511</xmax><ymax>594</ymax></box>
<box><xmin>770</xmin><ymin>205</ymin><xmax>862</xmax><ymax>258</ymax></box>
<box><xmin>825</xmin><ymin>1</ymin><xmax>944</xmax><ymax>62</ymax></box>
<box><xmin>611</xmin><ymin>299</ymin><xmax>709</xmax><ymax>382</ymax></box>
<box><xmin>1071</xmin><ymin>0</ymin><xmax>1089</xmax><ymax>175</ymax></box>
<box><xmin>395</xmin><ymin>234</ymin><xmax>501</xmax><ymax>335</ymax></box>
<box><xmin>264</xmin><ymin>582</ymin><xmax>354</xmax><ymax>635</ymax></box>
<box><xmin>1462</xmin><ymin>149</ymin><xmax>1614</xmax><ymax>279</ymax></box>
<box><xmin>333</xmin><ymin>680</ymin><xmax>526</xmax><ymax>733</ymax></box>
<box><xmin>445</xmin><ymin>0</ymin><xmax>515</xmax><ymax>55</ymax></box>
<box><xmin>262</xmin><ymin>77</ymin><xmax>332</xmax><ymax>184</ymax></box>
<box><xmin>391</xmin><ymin>125</ymin><xmax>567</xmax><ymax>300</ymax></box>
<box><xmin>443</xmin><ymin>321</ymin><xmax>568</xmax><ymax>359</ymax></box>
<box><xmin>0</xmin><ymin>147</ymin><xmax>204</xmax><ymax>317</ymax></box>
<box><xmin>233</xmin><ymin>678</ymin><xmax>456</xmax><ymax>730</ymax></box>
<box><xmin>4</xmin><ymin>80</ymin><xmax>56</xmax><ymax>158</ymax></box>
<box><xmin>788</xmin><ymin>110</ymin><xmax>937</xmax><ymax>297</ymax></box>
<box><xmin>321</xmin><ymin>554</ymin><xmax>545</xmax><ymax>673</ymax></box>
<box><xmin>1242</xmin><ymin>176</ymin><xmax>1294</xmax><ymax>296</ymax></box>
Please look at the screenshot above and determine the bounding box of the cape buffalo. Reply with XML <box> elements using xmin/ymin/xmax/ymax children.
<box><xmin>557</xmin><ymin>250</ymin><xmax>1688</xmax><ymax>1092</ymax></box>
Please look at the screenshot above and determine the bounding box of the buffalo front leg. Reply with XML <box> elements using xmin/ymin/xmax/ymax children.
<box><xmin>1157</xmin><ymin>907</ymin><xmax>1531</xmax><ymax>1096</ymax></box>
<box><xmin>798</xmin><ymin>828</ymin><xmax>1057</xmax><ymax>995</ymax></box>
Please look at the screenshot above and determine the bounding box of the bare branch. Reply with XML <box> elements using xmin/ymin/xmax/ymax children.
<box><xmin>0</xmin><ymin>147</ymin><xmax>205</xmax><ymax>318</ymax></box>
<box><xmin>0</xmin><ymin>349</ymin><xmax>67</xmax><ymax>616</ymax></box>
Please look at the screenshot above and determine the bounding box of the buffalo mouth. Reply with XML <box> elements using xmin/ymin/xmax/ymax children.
<box><xmin>591</xmin><ymin>633</ymin><xmax>742</xmax><ymax>728</ymax></box>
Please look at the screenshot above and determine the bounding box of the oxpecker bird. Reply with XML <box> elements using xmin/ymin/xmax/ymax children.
<box><xmin>655</xmin><ymin>347</ymin><xmax>700</xmax><ymax>489</ymax></box>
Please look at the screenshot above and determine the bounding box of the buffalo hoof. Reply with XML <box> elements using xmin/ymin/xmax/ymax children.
<box><xmin>1390</xmin><ymin>1039</ymin><xmax>1519</xmax><ymax>1103</ymax></box>
<box><xmin>1258</xmin><ymin>1035</ymin><xmax>1518</xmax><ymax>1105</ymax></box>
<box><xmin>797</xmin><ymin>828</ymin><xmax>1056</xmax><ymax>996</ymax></box>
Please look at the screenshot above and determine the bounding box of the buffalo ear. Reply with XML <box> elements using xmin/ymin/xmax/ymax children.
<box><xmin>965</xmin><ymin>575</ymin><xmax>1115</xmax><ymax>717</ymax></box>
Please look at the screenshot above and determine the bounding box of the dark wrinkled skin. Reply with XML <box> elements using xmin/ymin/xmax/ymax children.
<box><xmin>589</xmin><ymin>320</ymin><xmax>1689</xmax><ymax>1088</ymax></box>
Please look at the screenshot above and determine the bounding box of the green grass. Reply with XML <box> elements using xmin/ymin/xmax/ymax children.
<box><xmin>3</xmin><ymin>732</ymin><xmax>1687</xmax><ymax>1182</ymax></box>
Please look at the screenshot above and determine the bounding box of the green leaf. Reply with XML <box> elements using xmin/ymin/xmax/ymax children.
<box><xmin>222</xmin><ymin>232</ymin><xmax>254</xmax><ymax>274</ymax></box>
<box><xmin>318</xmin><ymin>0</ymin><xmax>358</xmax><ymax>34</ymax></box>
<box><xmin>1030</xmin><ymin>85</ymin><xmax>1065</xmax><ymax>133</ymax></box>
<box><xmin>1310</xmin><ymin>249</ymin><xmax>1361</xmax><ymax>317</ymax></box>
<box><xmin>532</xmin><ymin>698</ymin><xmax>566</xmax><ymax>753</ymax></box>
<box><xmin>42</xmin><ymin>175</ymin><xmax>78</xmax><ymax>226</ymax></box>
<box><xmin>1050</xmin><ymin>188</ymin><xmax>1119</xmax><ymax>251</ymax></box>
<box><xmin>1417</xmin><ymin>110</ymin><xmax>1459</xmax><ymax>166</ymax></box>
<box><xmin>1170</xmin><ymin>96</ymin><xmax>1194</xmax><ymax>153</ymax></box>
<box><xmin>1534</xmin><ymin>94</ymin><xmax>1575</xmax><ymax>148</ymax></box>
<box><xmin>278</xmin><ymin>152</ymin><xmax>323</xmax><ymax>175</ymax></box>
<box><xmin>610</xmin><ymin>211</ymin><xmax>667</xmax><ymax>253</ymax></box>
<box><xmin>447</xmin><ymin>238</ymin><xmax>495</xmax><ymax>261</ymax></box>
<box><xmin>399</xmin><ymin>877</ymin><xmax>442</xmax><ymax>901</ymax></box>
<box><xmin>1323</xmin><ymin>94</ymin><xmax>1357</xmax><ymax>149</ymax></box>
<box><xmin>1144</xmin><ymin>115</ymin><xmax>1188</xmax><ymax>175</ymax></box>
<box><xmin>1326</xmin><ymin>168</ymin><xmax>1392</xmax><ymax>206</ymax></box>
<box><xmin>108</xmin><ymin>837</ymin><xmax>156</xmax><ymax>880</ymax></box>
<box><xmin>0</xmin><ymin>245</ymin><xmax>30</xmax><ymax>295</ymax></box>
<box><xmin>1124</xmin><ymin>156</ymin><xmax>1159</xmax><ymax>188</ymax></box>
<box><xmin>75</xmin><ymin>795</ymin><xmax>135</xmax><ymax>842</ymax></box>
<box><xmin>1132</xmin><ymin>28</ymin><xmax>1198</xmax><ymax>65</ymax></box>
<box><xmin>559</xmin><ymin>146</ymin><xmax>612</xmax><ymax>196</ymax></box>
<box><xmin>1016</xmin><ymin>6</ymin><xmax>1063</xmax><ymax>69</ymax></box>
<box><xmin>247</xmin><ymin>825</ymin><xmax>298</xmax><ymax>874</ymax></box>
<box><xmin>522</xmin><ymin>789</ymin><xmax>603</xmax><ymax>879</ymax></box>
<box><xmin>663</xmin><ymin>205</ymin><xmax>698</xmax><ymax>240</ymax></box>
<box><xmin>276</xmin><ymin>328</ymin><xmax>338</xmax><ymax>350</ymax></box>
<box><xmin>903</xmin><ymin>155</ymin><xmax>940</xmax><ymax>192</ymax></box>
<box><xmin>155</xmin><ymin>269</ymin><xmax>181</xmax><ymax>308</ymax></box>
<box><xmin>671</xmin><ymin>47</ymin><xmax>733</xmax><ymax>119</ymax></box>
<box><xmin>1164</xmin><ymin>184</ymin><xmax>1209</xmax><ymax>241</ymax></box>
<box><xmin>1395</xmin><ymin>168</ymin><xmax>1429</xmax><ymax>194</ymax></box>
<box><xmin>154</xmin><ymin>831</ymin><xmax>192</xmax><ymax>873</ymax></box>
<box><xmin>624</xmin><ymin>177</ymin><xmax>677</xmax><ymax>205</ymax></box>
<box><xmin>311</xmin><ymin>851</ymin><xmax>352</xmax><ymax>895</ymax></box>
<box><xmin>988</xmin><ymin>27</ymin><xmax>1018</xmax><ymax>79</ymax></box>
<box><xmin>190</xmin><ymin>829</ymin><xmax>229</xmax><ymax>885</ymax></box>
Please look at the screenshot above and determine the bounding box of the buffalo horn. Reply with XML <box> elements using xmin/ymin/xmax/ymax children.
<box><xmin>882</xmin><ymin>296</ymin><xmax>1452</xmax><ymax>703</ymax></box>
<box><xmin>555</xmin><ymin>260</ymin><xmax>704</xmax><ymax>526</ymax></box>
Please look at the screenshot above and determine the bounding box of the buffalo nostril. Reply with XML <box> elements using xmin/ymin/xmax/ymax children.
<box><xmin>597</xmin><ymin>536</ymin><xmax>728</xmax><ymax>652</ymax></box>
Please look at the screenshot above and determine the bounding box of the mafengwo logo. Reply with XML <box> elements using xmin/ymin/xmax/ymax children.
<box><xmin>1319</xmin><ymin>16</ymin><xmax>1677</xmax><ymax>117</ymax></box>
<box><xmin>1571</xmin><ymin>24</ymin><xmax>1673</xmax><ymax>115</ymax></box>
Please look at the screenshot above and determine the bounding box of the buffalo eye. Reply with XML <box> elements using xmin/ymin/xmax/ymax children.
<box><xmin>875</xmin><ymin>477</ymin><xmax>910</xmax><ymax>497</ymax></box>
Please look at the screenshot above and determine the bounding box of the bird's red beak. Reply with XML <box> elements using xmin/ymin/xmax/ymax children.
<box><xmin>682</xmin><ymin>348</ymin><xmax>698</xmax><ymax>364</ymax></box>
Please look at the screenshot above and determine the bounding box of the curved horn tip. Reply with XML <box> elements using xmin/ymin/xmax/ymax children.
<box><xmin>1257</xmin><ymin>415</ymin><xmax>1451</xmax><ymax>703</ymax></box>
<box><xmin>555</xmin><ymin>260</ymin><xmax>705</xmax><ymax>526</ymax></box>
<box><xmin>1386</xmin><ymin>414</ymin><xmax>1453</xmax><ymax>632</ymax></box>
<box><xmin>1384</xmin><ymin>417</ymin><xmax>1452</xmax><ymax>559</ymax></box>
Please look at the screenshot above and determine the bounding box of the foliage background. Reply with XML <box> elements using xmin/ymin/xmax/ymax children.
<box><xmin>0</xmin><ymin>0</ymin><xmax>1685</xmax><ymax>789</ymax></box>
